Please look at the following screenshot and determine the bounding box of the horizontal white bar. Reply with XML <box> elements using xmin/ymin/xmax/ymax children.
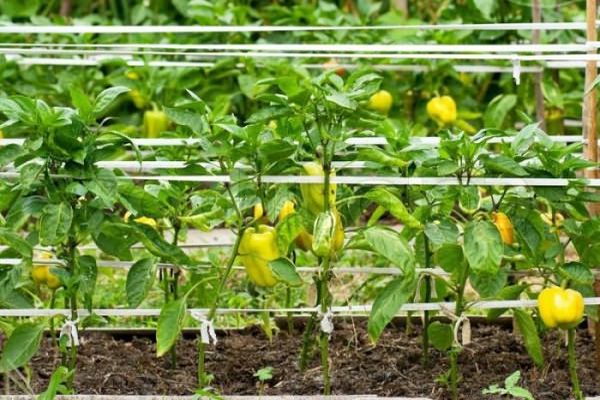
<box><xmin>0</xmin><ymin>22</ymin><xmax>594</xmax><ymax>34</ymax></box>
<box><xmin>7</xmin><ymin>56</ymin><xmax>552</xmax><ymax>73</ymax></box>
<box><xmin>1</xmin><ymin>297</ymin><xmax>600</xmax><ymax>317</ymax></box>
<box><xmin>0</xmin><ymin>43</ymin><xmax>590</xmax><ymax>53</ymax></box>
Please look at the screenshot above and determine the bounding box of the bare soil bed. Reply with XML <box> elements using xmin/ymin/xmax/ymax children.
<box><xmin>2</xmin><ymin>319</ymin><xmax>599</xmax><ymax>399</ymax></box>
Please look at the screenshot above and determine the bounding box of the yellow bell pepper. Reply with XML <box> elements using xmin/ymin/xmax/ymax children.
<box><xmin>368</xmin><ymin>90</ymin><xmax>393</xmax><ymax>114</ymax></box>
<box><xmin>426</xmin><ymin>95</ymin><xmax>457</xmax><ymax>125</ymax></box>
<box><xmin>538</xmin><ymin>287</ymin><xmax>584</xmax><ymax>329</ymax></box>
<box><xmin>300</xmin><ymin>162</ymin><xmax>336</xmax><ymax>215</ymax></box>
<box><xmin>143</xmin><ymin>109</ymin><xmax>169</xmax><ymax>138</ymax></box>
<box><xmin>492</xmin><ymin>212</ymin><xmax>514</xmax><ymax>245</ymax></box>
<box><xmin>31</xmin><ymin>252</ymin><xmax>62</xmax><ymax>289</ymax></box>
<box><xmin>239</xmin><ymin>225</ymin><xmax>279</xmax><ymax>287</ymax></box>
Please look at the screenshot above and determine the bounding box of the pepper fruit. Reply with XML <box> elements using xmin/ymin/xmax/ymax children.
<box><xmin>368</xmin><ymin>90</ymin><xmax>393</xmax><ymax>114</ymax></box>
<box><xmin>538</xmin><ymin>287</ymin><xmax>584</xmax><ymax>329</ymax></box>
<box><xmin>143</xmin><ymin>109</ymin><xmax>169</xmax><ymax>138</ymax></box>
<box><xmin>322</xmin><ymin>58</ymin><xmax>346</xmax><ymax>76</ymax></box>
<box><xmin>312</xmin><ymin>211</ymin><xmax>336</xmax><ymax>257</ymax></box>
<box><xmin>492</xmin><ymin>212</ymin><xmax>514</xmax><ymax>245</ymax></box>
<box><xmin>239</xmin><ymin>225</ymin><xmax>279</xmax><ymax>287</ymax></box>
<box><xmin>277</xmin><ymin>200</ymin><xmax>313</xmax><ymax>251</ymax></box>
<box><xmin>300</xmin><ymin>162</ymin><xmax>336</xmax><ymax>216</ymax></box>
<box><xmin>31</xmin><ymin>252</ymin><xmax>62</xmax><ymax>289</ymax></box>
<box><xmin>426</xmin><ymin>96</ymin><xmax>457</xmax><ymax>125</ymax></box>
<box><xmin>124</xmin><ymin>211</ymin><xmax>158</xmax><ymax>229</ymax></box>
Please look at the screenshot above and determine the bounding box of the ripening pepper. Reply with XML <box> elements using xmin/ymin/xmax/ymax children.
<box><xmin>492</xmin><ymin>212</ymin><xmax>514</xmax><ymax>245</ymax></box>
<box><xmin>368</xmin><ymin>90</ymin><xmax>393</xmax><ymax>114</ymax></box>
<box><xmin>124</xmin><ymin>211</ymin><xmax>158</xmax><ymax>229</ymax></box>
<box><xmin>426</xmin><ymin>96</ymin><xmax>457</xmax><ymax>125</ymax></box>
<box><xmin>300</xmin><ymin>162</ymin><xmax>336</xmax><ymax>215</ymax></box>
<box><xmin>31</xmin><ymin>252</ymin><xmax>62</xmax><ymax>289</ymax></box>
<box><xmin>129</xmin><ymin>89</ymin><xmax>148</xmax><ymax>110</ymax></box>
<box><xmin>239</xmin><ymin>225</ymin><xmax>279</xmax><ymax>287</ymax></box>
<box><xmin>277</xmin><ymin>200</ymin><xmax>313</xmax><ymax>251</ymax></box>
<box><xmin>538</xmin><ymin>287</ymin><xmax>584</xmax><ymax>329</ymax></box>
<box><xmin>143</xmin><ymin>109</ymin><xmax>169</xmax><ymax>138</ymax></box>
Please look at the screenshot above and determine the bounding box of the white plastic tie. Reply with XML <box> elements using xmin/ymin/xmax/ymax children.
<box><xmin>318</xmin><ymin>307</ymin><xmax>334</xmax><ymax>336</ymax></box>
<box><xmin>59</xmin><ymin>318</ymin><xmax>80</xmax><ymax>347</ymax></box>
<box><xmin>190</xmin><ymin>311</ymin><xmax>217</xmax><ymax>345</ymax></box>
<box><xmin>512</xmin><ymin>57</ymin><xmax>521</xmax><ymax>85</ymax></box>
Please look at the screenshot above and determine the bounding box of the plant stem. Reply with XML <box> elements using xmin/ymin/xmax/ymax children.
<box><xmin>169</xmin><ymin>224</ymin><xmax>181</xmax><ymax>369</ymax></box>
<box><xmin>197</xmin><ymin>227</ymin><xmax>245</xmax><ymax>386</ymax></box>
<box><xmin>448</xmin><ymin>262</ymin><xmax>469</xmax><ymax>400</ymax></box>
<box><xmin>422</xmin><ymin>235</ymin><xmax>431</xmax><ymax>367</ymax></box>
<box><xmin>285</xmin><ymin>287</ymin><xmax>294</xmax><ymax>334</ymax></box>
<box><xmin>299</xmin><ymin>312</ymin><xmax>317</xmax><ymax>371</ymax></box>
<box><xmin>449</xmin><ymin>349</ymin><xmax>459</xmax><ymax>400</ymax></box>
<box><xmin>568</xmin><ymin>328</ymin><xmax>583</xmax><ymax>400</ymax></box>
<box><xmin>50</xmin><ymin>290</ymin><xmax>57</xmax><ymax>348</ymax></box>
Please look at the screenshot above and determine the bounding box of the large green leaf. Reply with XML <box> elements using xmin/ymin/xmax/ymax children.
<box><xmin>0</xmin><ymin>228</ymin><xmax>32</xmax><ymax>258</ymax></box>
<box><xmin>275</xmin><ymin>213</ymin><xmax>306</xmax><ymax>254</ymax></box>
<box><xmin>0</xmin><ymin>323</ymin><xmax>44</xmax><ymax>372</ymax></box>
<box><xmin>368</xmin><ymin>273</ymin><xmax>417</xmax><ymax>342</ymax></box>
<box><xmin>156</xmin><ymin>298</ymin><xmax>187</xmax><ymax>357</ymax></box>
<box><xmin>119</xmin><ymin>183</ymin><xmax>166</xmax><ymax>218</ymax></box>
<box><xmin>126</xmin><ymin>258</ymin><xmax>156</xmax><ymax>308</ymax></box>
<box><xmin>513</xmin><ymin>309</ymin><xmax>544</xmax><ymax>368</ymax></box>
<box><xmin>484</xmin><ymin>94</ymin><xmax>517</xmax><ymax>128</ymax></box>
<box><xmin>39</xmin><ymin>203</ymin><xmax>73</xmax><ymax>246</ymax></box>
<box><xmin>463</xmin><ymin>220</ymin><xmax>502</xmax><ymax>275</ymax></box>
<box><xmin>94</xmin><ymin>86</ymin><xmax>130</xmax><ymax>116</ymax></box>
<box><xmin>93</xmin><ymin>222</ymin><xmax>138</xmax><ymax>260</ymax></box>
<box><xmin>427</xmin><ymin>321</ymin><xmax>454</xmax><ymax>351</ymax></box>
<box><xmin>364</xmin><ymin>226</ymin><xmax>415</xmax><ymax>271</ymax></box>
<box><xmin>85</xmin><ymin>169</ymin><xmax>118</xmax><ymax>208</ymax></box>
<box><xmin>270</xmin><ymin>258</ymin><xmax>303</xmax><ymax>287</ymax></box>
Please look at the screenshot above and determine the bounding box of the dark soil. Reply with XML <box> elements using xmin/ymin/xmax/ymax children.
<box><xmin>2</xmin><ymin>319</ymin><xmax>599</xmax><ymax>399</ymax></box>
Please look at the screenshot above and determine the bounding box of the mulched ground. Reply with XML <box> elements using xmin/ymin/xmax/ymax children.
<box><xmin>2</xmin><ymin>319</ymin><xmax>600</xmax><ymax>399</ymax></box>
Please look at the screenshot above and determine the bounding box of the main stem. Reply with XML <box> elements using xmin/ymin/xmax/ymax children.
<box><xmin>449</xmin><ymin>264</ymin><xmax>469</xmax><ymax>400</ymax></box>
<box><xmin>318</xmin><ymin>159</ymin><xmax>333</xmax><ymax>395</ymax></box>
<box><xmin>66</xmin><ymin>244</ymin><xmax>78</xmax><ymax>389</ymax></box>
<box><xmin>422</xmin><ymin>236</ymin><xmax>431</xmax><ymax>366</ymax></box>
<box><xmin>568</xmin><ymin>328</ymin><xmax>583</xmax><ymax>400</ymax></box>
<box><xmin>197</xmin><ymin>227</ymin><xmax>245</xmax><ymax>386</ymax></box>
<box><xmin>169</xmin><ymin>224</ymin><xmax>181</xmax><ymax>368</ymax></box>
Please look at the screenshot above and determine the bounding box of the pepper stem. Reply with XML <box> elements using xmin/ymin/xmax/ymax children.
<box><xmin>567</xmin><ymin>328</ymin><xmax>583</xmax><ymax>400</ymax></box>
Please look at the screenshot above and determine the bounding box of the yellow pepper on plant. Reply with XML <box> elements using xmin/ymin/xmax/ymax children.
<box><xmin>426</xmin><ymin>95</ymin><xmax>457</xmax><ymax>125</ymax></box>
<box><xmin>238</xmin><ymin>225</ymin><xmax>279</xmax><ymax>287</ymax></box>
<box><xmin>492</xmin><ymin>212</ymin><xmax>514</xmax><ymax>245</ymax></box>
<box><xmin>143</xmin><ymin>107</ymin><xmax>169</xmax><ymax>138</ymax></box>
<box><xmin>368</xmin><ymin>90</ymin><xmax>393</xmax><ymax>114</ymax></box>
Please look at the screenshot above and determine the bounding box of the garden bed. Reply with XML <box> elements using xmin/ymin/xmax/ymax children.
<box><xmin>1</xmin><ymin>319</ymin><xmax>599</xmax><ymax>399</ymax></box>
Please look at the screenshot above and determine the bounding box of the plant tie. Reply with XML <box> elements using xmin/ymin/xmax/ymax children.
<box><xmin>318</xmin><ymin>307</ymin><xmax>334</xmax><ymax>337</ymax></box>
<box><xmin>190</xmin><ymin>311</ymin><xmax>217</xmax><ymax>345</ymax></box>
<box><xmin>440</xmin><ymin>306</ymin><xmax>471</xmax><ymax>347</ymax></box>
<box><xmin>512</xmin><ymin>57</ymin><xmax>521</xmax><ymax>85</ymax></box>
<box><xmin>59</xmin><ymin>318</ymin><xmax>80</xmax><ymax>347</ymax></box>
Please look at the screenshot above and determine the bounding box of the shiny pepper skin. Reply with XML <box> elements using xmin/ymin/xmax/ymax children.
<box><xmin>368</xmin><ymin>90</ymin><xmax>393</xmax><ymax>114</ymax></box>
<box><xmin>239</xmin><ymin>225</ymin><xmax>279</xmax><ymax>287</ymax></box>
<box><xmin>31</xmin><ymin>252</ymin><xmax>62</xmax><ymax>289</ymax></box>
<box><xmin>143</xmin><ymin>110</ymin><xmax>169</xmax><ymax>138</ymax></box>
<box><xmin>426</xmin><ymin>96</ymin><xmax>457</xmax><ymax>125</ymax></box>
<box><xmin>300</xmin><ymin>162</ymin><xmax>336</xmax><ymax>216</ymax></box>
<box><xmin>492</xmin><ymin>212</ymin><xmax>514</xmax><ymax>245</ymax></box>
<box><xmin>538</xmin><ymin>287</ymin><xmax>584</xmax><ymax>329</ymax></box>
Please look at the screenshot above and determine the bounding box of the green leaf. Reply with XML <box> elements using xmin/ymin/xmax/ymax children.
<box><xmin>179</xmin><ymin>209</ymin><xmax>224</xmax><ymax>232</ymax></box>
<box><xmin>164</xmin><ymin>107</ymin><xmax>204</xmax><ymax>133</ymax></box>
<box><xmin>118</xmin><ymin>183</ymin><xmax>166</xmax><ymax>218</ymax></box>
<box><xmin>325</xmin><ymin>92</ymin><xmax>357</xmax><ymax>110</ymax></box>
<box><xmin>39</xmin><ymin>203</ymin><xmax>73</xmax><ymax>246</ymax></box>
<box><xmin>434</xmin><ymin>244</ymin><xmax>464</xmax><ymax>274</ymax></box>
<box><xmin>0</xmin><ymin>323</ymin><xmax>44</xmax><ymax>372</ymax></box>
<box><xmin>365</xmin><ymin>188</ymin><xmax>421</xmax><ymax>229</ymax></box>
<box><xmin>126</xmin><ymin>258</ymin><xmax>156</xmax><ymax>308</ymax></box>
<box><xmin>364</xmin><ymin>226</ymin><xmax>415</xmax><ymax>271</ymax></box>
<box><xmin>427</xmin><ymin>321</ymin><xmax>454</xmax><ymax>351</ymax></box>
<box><xmin>0</xmin><ymin>144</ymin><xmax>24</xmax><ymax>168</ymax></box>
<box><xmin>482</xmin><ymin>155</ymin><xmax>528</xmax><ymax>177</ymax></box>
<box><xmin>0</xmin><ymin>228</ymin><xmax>32</xmax><ymax>258</ymax></box>
<box><xmin>464</xmin><ymin>220</ymin><xmax>502</xmax><ymax>275</ymax></box>
<box><xmin>473</xmin><ymin>0</ymin><xmax>495</xmax><ymax>19</ymax></box>
<box><xmin>368</xmin><ymin>273</ymin><xmax>417</xmax><ymax>342</ymax></box>
<box><xmin>358</xmin><ymin>148</ymin><xmax>408</xmax><ymax>168</ymax></box>
<box><xmin>156</xmin><ymin>298</ymin><xmax>187</xmax><ymax>357</ymax></box>
<box><xmin>37</xmin><ymin>366</ymin><xmax>72</xmax><ymax>400</ymax></box>
<box><xmin>458</xmin><ymin>186</ymin><xmax>480</xmax><ymax>214</ymax></box>
<box><xmin>94</xmin><ymin>86</ymin><xmax>130</xmax><ymax>116</ymax></box>
<box><xmin>269</xmin><ymin>258</ymin><xmax>303</xmax><ymax>287</ymax></box>
<box><xmin>513</xmin><ymin>309</ymin><xmax>544</xmax><ymax>368</ymax></box>
<box><xmin>486</xmin><ymin>284</ymin><xmax>527</xmax><ymax>319</ymax></box>
<box><xmin>275</xmin><ymin>213</ymin><xmax>306</xmax><ymax>254</ymax></box>
<box><xmin>424</xmin><ymin>221</ymin><xmax>459</xmax><ymax>248</ymax></box>
<box><xmin>70</xmin><ymin>86</ymin><xmax>93</xmax><ymax>121</ymax></box>
<box><xmin>484</xmin><ymin>94</ymin><xmax>517</xmax><ymax>129</ymax></box>
<box><xmin>133</xmin><ymin>223</ymin><xmax>192</xmax><ymax>265</ymax></box>
<box><xmin>93</xmin><ymin>222</ymin><xmax>138</xmax><ymax>260</ymax></box>
<box><xmin>78</xmin><ymin>255</ymin><xmax>97</xmax><ymax>311</ymax></box>
<box><xmin>85</xmin><ymin>169</ymin><xmax>118</xmax><ymax>208</ymax></box>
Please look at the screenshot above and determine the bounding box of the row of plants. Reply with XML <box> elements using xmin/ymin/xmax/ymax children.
<box><xmin>0</xmin><ymin>64</ymin><xmax>599</xmax><ymax>399</ymax></box>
